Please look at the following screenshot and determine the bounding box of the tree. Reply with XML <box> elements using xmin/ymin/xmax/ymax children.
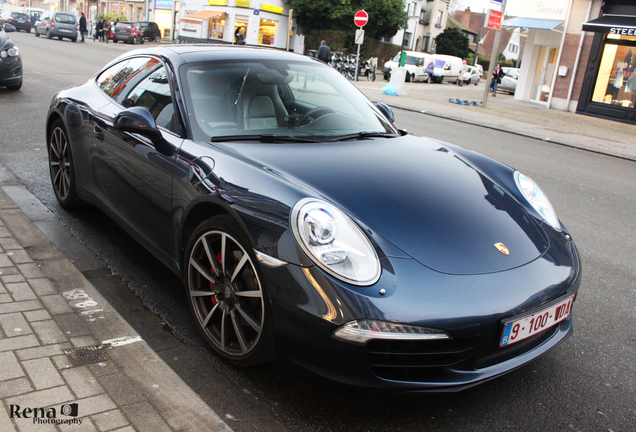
<box><xmin>434</xmin><ymin>27</ymin><xmax>469</xmax><ymax>59</ymax></box>
<box><xmin>449</xmin><ymin>0</ymin><xmax>470</xmax><ymax>16</ymax></box>
<box><xmin>284</xmin><ymin>0</ymin><xmax>408</xmax><ymax>42</ymax></box>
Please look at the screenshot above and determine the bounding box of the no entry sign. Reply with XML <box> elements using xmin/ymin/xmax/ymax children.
<box><xmin>354</xmin><ymin>10</ymin><xmax>368</xmax><ymax>27</ymax></box>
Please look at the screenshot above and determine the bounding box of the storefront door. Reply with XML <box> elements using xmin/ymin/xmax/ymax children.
<box><xmin>531</xmin><ymin>46</ymin><xmax>559</xmax><ymax>104</ymax></box>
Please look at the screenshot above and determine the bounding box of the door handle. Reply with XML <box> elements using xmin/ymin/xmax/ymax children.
<box><xmin>94</xmin><ymin>125</ymin><xmax>104</xmax><ymax>141</ymax></box>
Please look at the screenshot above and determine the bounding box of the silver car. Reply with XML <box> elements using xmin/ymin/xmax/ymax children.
<box><xmin>35</xmin><ymin>11</ymin><xmax>77</xmax><ymax>42</ymax></box>
<box><xmin>498</xmin><ymin>67</ymin><xmax>519</xmax><ymax>94</ymax></box>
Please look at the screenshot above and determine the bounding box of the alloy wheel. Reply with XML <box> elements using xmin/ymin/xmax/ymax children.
<box><xmin>49</xmin><ymin>125</ymin><xmax>71</xmax><ymax>202</ymax></box>
<box><xmin>187</xmin><ymin>229</ymin><xmax>265</xmax><ymax>360</ymax></box>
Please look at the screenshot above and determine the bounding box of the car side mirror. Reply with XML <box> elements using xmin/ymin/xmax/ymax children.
<box><xmin>376</xmin><ymin>103</ymin><xmax>395</xmax><ymax>124</ymax></box>
<box><xmin>3</xmin><ymin>23</ymin><xmax>16</xmax><ymax>33</ymax></box>
<box><xmin>114</xmin><ymin>107</ymin><xmax>173</xmax><ymax>155</ymax></box>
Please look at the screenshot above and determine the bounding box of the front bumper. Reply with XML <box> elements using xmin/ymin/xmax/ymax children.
<box><xmin>0</xmin><ymin>56</ymin><xmax>22</xmax><ymax>87</ymax></box>
<box><xmin>263</xmin><ymin>233</ymin><xmax>581</xmax><ymax>394</ymax></box>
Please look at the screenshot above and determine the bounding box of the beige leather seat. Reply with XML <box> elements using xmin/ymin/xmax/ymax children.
<box><xmin>239</xmin><ymin>77</ymin><xmax>287</xmax><ymax>130</ymax></box>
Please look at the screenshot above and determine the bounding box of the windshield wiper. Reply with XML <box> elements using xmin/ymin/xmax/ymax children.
<box><xmin>325</xmin><ymin>131</ymin><xmax>400</xmax><ymax>142</ymax></box>
<box><xmin>210</xmin><ymin>134</ymin><xmax>323</xmax><ymax>143</ymax></box>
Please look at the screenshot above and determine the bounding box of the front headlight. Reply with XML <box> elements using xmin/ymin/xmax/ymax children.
<box><xmin>0</xmin><ymin>46</ymin><xmax>19</xmax><ymax>59</ymax></box>
<box><xmin>515</xmin><ymin>172</ymin><xmax>560</xmax><ymax>231</ymax></box>
<box><xmin>291</xmin><ymin>198</ymin><xmax>381</xmax><ymax>286</ymax></box>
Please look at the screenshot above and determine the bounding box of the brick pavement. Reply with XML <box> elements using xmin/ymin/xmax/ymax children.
<box><xmin>0</xmin><ymin>185</ymin><xmax>232</xmax><ymax>432</ymax></box>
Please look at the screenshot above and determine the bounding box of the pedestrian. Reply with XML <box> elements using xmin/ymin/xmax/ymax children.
<box><xmin>491</xmin><ymin>64</ymin><xmax>504</xmax><ymax>96</ymax></box>
<box><xmin>79</xmin><ymin>12</ymin><xmax>87</xmax><ymax>43</ymax></box>
<box><xmin>103</xmin><ymin>18</ymin><xmax>111</xmax><ymax>43</ymax></box>
<box><xmin>95</xmin><ymin>19</ymin><xmax>103</xmax><ymax>42</ymax></box>
<box><xmin>317</xmin><ymin>40</ymin><xmax>331</xmax><ymax>64</ymax></box>
<box><xmin>235</xmin><ymin>27</ymin><xmax>245</xmax><ymax>45</ymax></box>
<box><xmin>458</xmin><ymin>59</ymin><xmax>468</xmax><ymax>86</ymax></box>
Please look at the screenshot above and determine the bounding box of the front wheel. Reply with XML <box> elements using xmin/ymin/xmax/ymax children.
<box><xmin>48</xmin><ymin>120</ymin><xmax>83</xmax><ymax>208</ymax></box>
<box><xmin>185</xmin><ymin>216</ymin><xmax>271</xmax><ymax>366</ymax></box>
<box><xmin>154</xmin><ymin>34</ymin><xmax>161</xmax><ymax>42</ymax></box>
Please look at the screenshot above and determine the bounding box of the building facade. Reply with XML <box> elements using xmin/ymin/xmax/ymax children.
<box><xmin>506</xmin><ymin>0</ymin><xmax>635</xmax><ymax>125</ymax></box>
<box><xmin>177</xmin><ymin>0</ymin><xmax>300</xmax><ymax>52</ymax></box>
<box><xmin>391</xmin><ymin>0</ymin><xmax>449</xmax><ymax>54</ymax></box>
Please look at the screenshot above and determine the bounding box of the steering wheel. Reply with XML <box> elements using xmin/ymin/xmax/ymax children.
<box><xmin>299</xmin><ymin>106</ymin><xmax>335</xmax><ymax>126</ymax></box>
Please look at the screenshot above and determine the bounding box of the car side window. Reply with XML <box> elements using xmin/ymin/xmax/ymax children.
<box><xmin>122</xmin><ymin>65</ymin><xmax>178</xmax><ymax>134</ymax></box>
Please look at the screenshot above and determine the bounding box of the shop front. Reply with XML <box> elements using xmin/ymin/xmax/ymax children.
<box><xmin>577</xmin><ymin>2</ymin><xmax>636</xmax><ymax>124</ymax></box>
<box><xmin>177</xmin><ymin>0</ymin><xmax>294</xmax><ymax>50</ymax></box>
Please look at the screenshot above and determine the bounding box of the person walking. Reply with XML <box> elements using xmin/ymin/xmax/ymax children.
<box><xmin>235</xmin><ymin>27</ymin><xmax>246</xmax><ymax>45</ymax></box>
<box><xmin>317</xmin><ymin>40</ymin><xmax>331</xmax><ymax>64</ymax></box>
<box><xmin>458</xmin><ymin>60</ymin><xmax>468</xmax><ymax>86</ymax></box>
<box><xmin>491</xmin><ymin>64</ymin><xmax>504</xmax><ymax>96</ymax></box>
<box><xmin>95</xmin><ymin>19</ymin><xmax>103</xmax><ymax>42</ymax></box>
<box><xmin>79</xmin><ymin>12</ymin><xmax>87</xmax><ymax>42</ymax></box>
<box><xmin>103</xmin><ymin>18</ymin><xmax>111</xmax><ymax>43</ymax></box>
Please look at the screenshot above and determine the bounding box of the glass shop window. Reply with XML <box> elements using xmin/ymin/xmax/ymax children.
<box><xmin>208</xmin><ymin>15</ymin><xmax>226</xmax><ymax>39</ymax></box>
<box><xmin>258</xmin><ymin>18</ymin><xmax>277</xmax><ymax>45</ymax></box>
<box><xmin>591</xmin><ymin>34</ymin><xmax>636</xmax><ymax>109</ymax></box>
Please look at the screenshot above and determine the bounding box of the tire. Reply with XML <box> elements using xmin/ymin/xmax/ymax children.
<box><xmin>406</xmin><ymin>73</ymin><xmax>413</xmax><ymax>83</ymax></box>
<box><xmin>185</xmin><ymin>215</ymin><xmax>271</xmax><ymax>366</ymax></box>
<box><xmin>7</xmin><ymin>80</ymin><xmax>22</xmax><ymax>91</ymax></box>
<box><xmin>71</xmin><ymin>38</ymin><xmax>77</xmax><ymax>42</ymax></box>
<box><xmin>154</xmin><ymin>34</ymin><xmax>161</xmax><ymax>42</ymax></box>
<box><xmin>140</xmin><ymin>37</ymin><xmax>144</xmax><ymax>44</ymax></box>
<box><xmin>47</xmin><ymin>28</ymin><xmax>52</xmax><ymax>39</ymax></box>
<box><xmin>48</xmin><ymin>119</ymin><xmax>83</xmax><ymax>208</ymax></box>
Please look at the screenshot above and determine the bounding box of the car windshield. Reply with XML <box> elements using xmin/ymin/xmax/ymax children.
<box><xmin>180</xmin><ymin>59</ymin><xmax>397</xmax><ymax>142</ymax></box>
<box><xmin>55</xmin><ymin>13</ymin><xmax>75</xmax><ymax>24</ymax></box>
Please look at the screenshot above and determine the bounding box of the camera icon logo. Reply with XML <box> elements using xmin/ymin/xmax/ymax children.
<box><xmin>60</xmin><ymin>403</ymin><xmax>79</xmax><ymax>417</ymax></box>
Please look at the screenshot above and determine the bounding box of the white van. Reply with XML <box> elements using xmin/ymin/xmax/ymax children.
<box><xmin>428</xmin><ymin>54</ymin><xmax>464</xmax><ymax>84</ymax></box>
<box><xmin>383</xmin><ymin>51</ymin><xmax>434</xmax><ymax>83</ymax></box>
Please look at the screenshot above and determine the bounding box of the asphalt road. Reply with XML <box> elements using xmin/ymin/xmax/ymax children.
<box><xmin>1</xmin><ymin>31</ymin><xmax>635</xmax><ymax>432</ymax></box>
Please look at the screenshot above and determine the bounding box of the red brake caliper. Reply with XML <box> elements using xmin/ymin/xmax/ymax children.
<box><xmin>209</xmin><ymin>251</ymin><xmax>223</xmax><ymax>305</ymax></box>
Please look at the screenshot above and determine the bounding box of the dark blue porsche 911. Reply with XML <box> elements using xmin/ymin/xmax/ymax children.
<box><xmin>46</xmin><ymin>45</ymin><xmax>580</xmax><ymax>394</ymax></box>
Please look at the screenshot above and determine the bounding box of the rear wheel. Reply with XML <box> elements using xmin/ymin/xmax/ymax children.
<box><xmin>48</xmin><ymin>120</ymin><xmax>82</xmax><ymax>208</ymax></box>
<box><xmin>406</xmin><ymin>73</ymin><xmax>413</xmax><ymax>83</ymax></box>
<box><xmin>185</xmin><ymin>215</ymin><xmax>271</xmax><ymax>366</ymax></box>
<box><xmin>154</xmin><ymin>34</ymin><xmax>161</xmax><ymax>42</ymax></box>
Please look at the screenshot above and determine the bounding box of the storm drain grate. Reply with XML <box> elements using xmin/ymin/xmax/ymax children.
<box><xmin>64</xmin><ymin>344</ymin><xmax>111</xmax><ymax>366</ymax></box>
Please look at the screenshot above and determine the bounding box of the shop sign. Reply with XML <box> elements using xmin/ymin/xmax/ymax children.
<box><xmin>208</xmin><ymin>0</ymin><xmax>226</xmax><ymax>5</ymax></box>
<box><xmin>610</xmin><ymin>27</ymin><xmax>636</xmax><ymax>36</ymax></box>
<box><xmin>519</xmin><ymin>0</ymin><xmax>569</xmax><ymax>20</ymax></box>
<box><xmin>236</xmin><ymin>0</ymin><xmax>250</xmax><ymax>7</ymax></box>
<box><xmin>486</xmin><ymin>9</ymin><xmax>503</xmax><ymax>30</ymax></box>
<box><xmin>261</xmin><ymin>4</ymin><xmax>283</xmax><ymax>14</ymax></box>
<box><xmin>155</xmin><ymin>0</ymin><xmax>174</xmax><ymax>9</ymax></box>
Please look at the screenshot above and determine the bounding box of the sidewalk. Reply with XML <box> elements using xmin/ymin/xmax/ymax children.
<box><xmin>0</xmin><ymin>167</ymin><xmax>232</xmax><ymax>431</ymax></box>
<box><xmin>354</xmin><ymin>79</ymin><xmax>636</xmax><ymax>161</ymax></box>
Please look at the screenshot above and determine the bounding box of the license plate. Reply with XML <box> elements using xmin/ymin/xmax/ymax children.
<box><xmin>499</xmin><ymin>295</ymin><xmax>574</xmax><ymax>348</ymax></box>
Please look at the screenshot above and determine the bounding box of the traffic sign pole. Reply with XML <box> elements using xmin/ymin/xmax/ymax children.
<box><xmin>482</xmin><ymin>0</ymin><xmax>507</xmax><ymax>108</ymax></box>
<box><xmin>353</xmin><ymin>10</ymin><xmax>368</xmax><ymax>82</ymax></box>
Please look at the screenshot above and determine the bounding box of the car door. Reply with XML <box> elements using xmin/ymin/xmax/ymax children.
<box><xmin>92</xmin><ymin>56</ymin><xmax>184</xmax><ymax>256</ymax></box>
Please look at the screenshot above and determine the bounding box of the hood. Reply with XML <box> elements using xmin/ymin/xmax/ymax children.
<box><xmin>237</xmin><ymin>135</ymin><xmax>548</xmax><ymax>275</ymax></box>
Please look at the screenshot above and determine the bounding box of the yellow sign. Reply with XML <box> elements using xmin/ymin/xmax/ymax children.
<box><xmin>261</xmin><ymin>3</ymin><xmax>283</xmax><ymax>14</ymax></box>
<box><xmin>208</xmin><ymin>0</ymin><xmax>227</xmax><ymax>5</ymax></box>
<box><xmin>236</xmin><ymin>0</ymin><xmax>250</xmax><ymax>7</ymax></box>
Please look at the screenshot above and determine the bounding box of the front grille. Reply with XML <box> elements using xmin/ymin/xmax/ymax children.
<box><xmin>367</xmin><ymin>339</ymin><xmax>474</xmax><ymax>381</ymax></box>
<box><xmin>367</xmin><ymin>324</ymin><xmax>560</xmax><ymax>382</ymax></box>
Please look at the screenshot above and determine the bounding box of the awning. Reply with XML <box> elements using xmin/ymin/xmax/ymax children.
<box><xmin>582</xmin><ymin>15</ymin><xmax>636</xmax><ymax>34</ymax></box>
<box><xmin>503</xmin><ymin>17</ymin><xmax>563</xmax><ymax>30</ymax></box>
<box><xmin>180</xmin><ymin>11</ymin><xmax>224</xmax><ymax>22</ymax></box>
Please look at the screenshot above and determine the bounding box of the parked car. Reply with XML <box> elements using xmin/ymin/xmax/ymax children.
<box><xmin>383</xmin><ymin>51</ymin><xmax>433</xmax><ymax>83</ymax></box>
<box><xmin>113</xmin><ymin>21</ymin><xmax>144</xmax><ymax>44</ymax></box>
<box><xmin>0</xmin><ymin>11</ymin><xmax>31</xmax><ymax>33</ymax></box>
<box><xmin>498</xmin><ymin>67</ymin><xmax>520</xmax><ymax>94</ymax></box>
<box><xmin>135</xmin><ymin>21</ymin><xmax>161</xmax><ymax>42</ymax></box>
<box><xmin>0</xmin><ymin>23</ymin><xmax>22</xmax><ymax>90</ymax></box>
<box><xmin>463</xmin><ymin>65</ymin><xmax>480</xmax><ymax>85</ymax></box>
<box><xmin>428</xmin><ymin>54</ymin><xmax>464</xmax><ymax>84</ymax></box>
<box><xmin>46</xmin><ymin>46</ymin><xmax>581</xmax><ymax>394</ymax></box>
<box><xmin>34</xmin><ymin>11</ymin><xmax>77</xmax><ymax>42</ymax></box>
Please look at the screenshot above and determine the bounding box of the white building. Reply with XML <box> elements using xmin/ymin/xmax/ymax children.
<box><xmin>178</xmin><ymin>0</ymin><xmax>302</xmax><ymax>52</ymax></box>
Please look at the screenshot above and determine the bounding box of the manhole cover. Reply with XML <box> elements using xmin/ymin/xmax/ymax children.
<box><xmin>64</xmin><ymin>344</ymin><xmax>111</xmax><ymax>366</ymax></box>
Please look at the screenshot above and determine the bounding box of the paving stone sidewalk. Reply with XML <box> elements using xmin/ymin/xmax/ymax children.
<box><xmin>0</xmin><ymin>184</ymin><xmax>232</xmax><ymax>432</ymax></box>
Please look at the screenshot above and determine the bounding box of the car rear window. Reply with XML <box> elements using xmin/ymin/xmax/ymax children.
<box><xmin>12</xmin><ymin>13</ymin><xmax>28</xmax><ymax>19</ymax></box>
<box><xmin>55</xmin><ymin>13</ymin><xmax>76</xmax><ymax>24</ymax></box>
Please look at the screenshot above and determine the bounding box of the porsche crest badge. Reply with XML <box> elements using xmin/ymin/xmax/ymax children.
<box><xmin>494</xmin><ymin>243</ymin><xmax>510</xmax><ymax>255</ymax></box>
